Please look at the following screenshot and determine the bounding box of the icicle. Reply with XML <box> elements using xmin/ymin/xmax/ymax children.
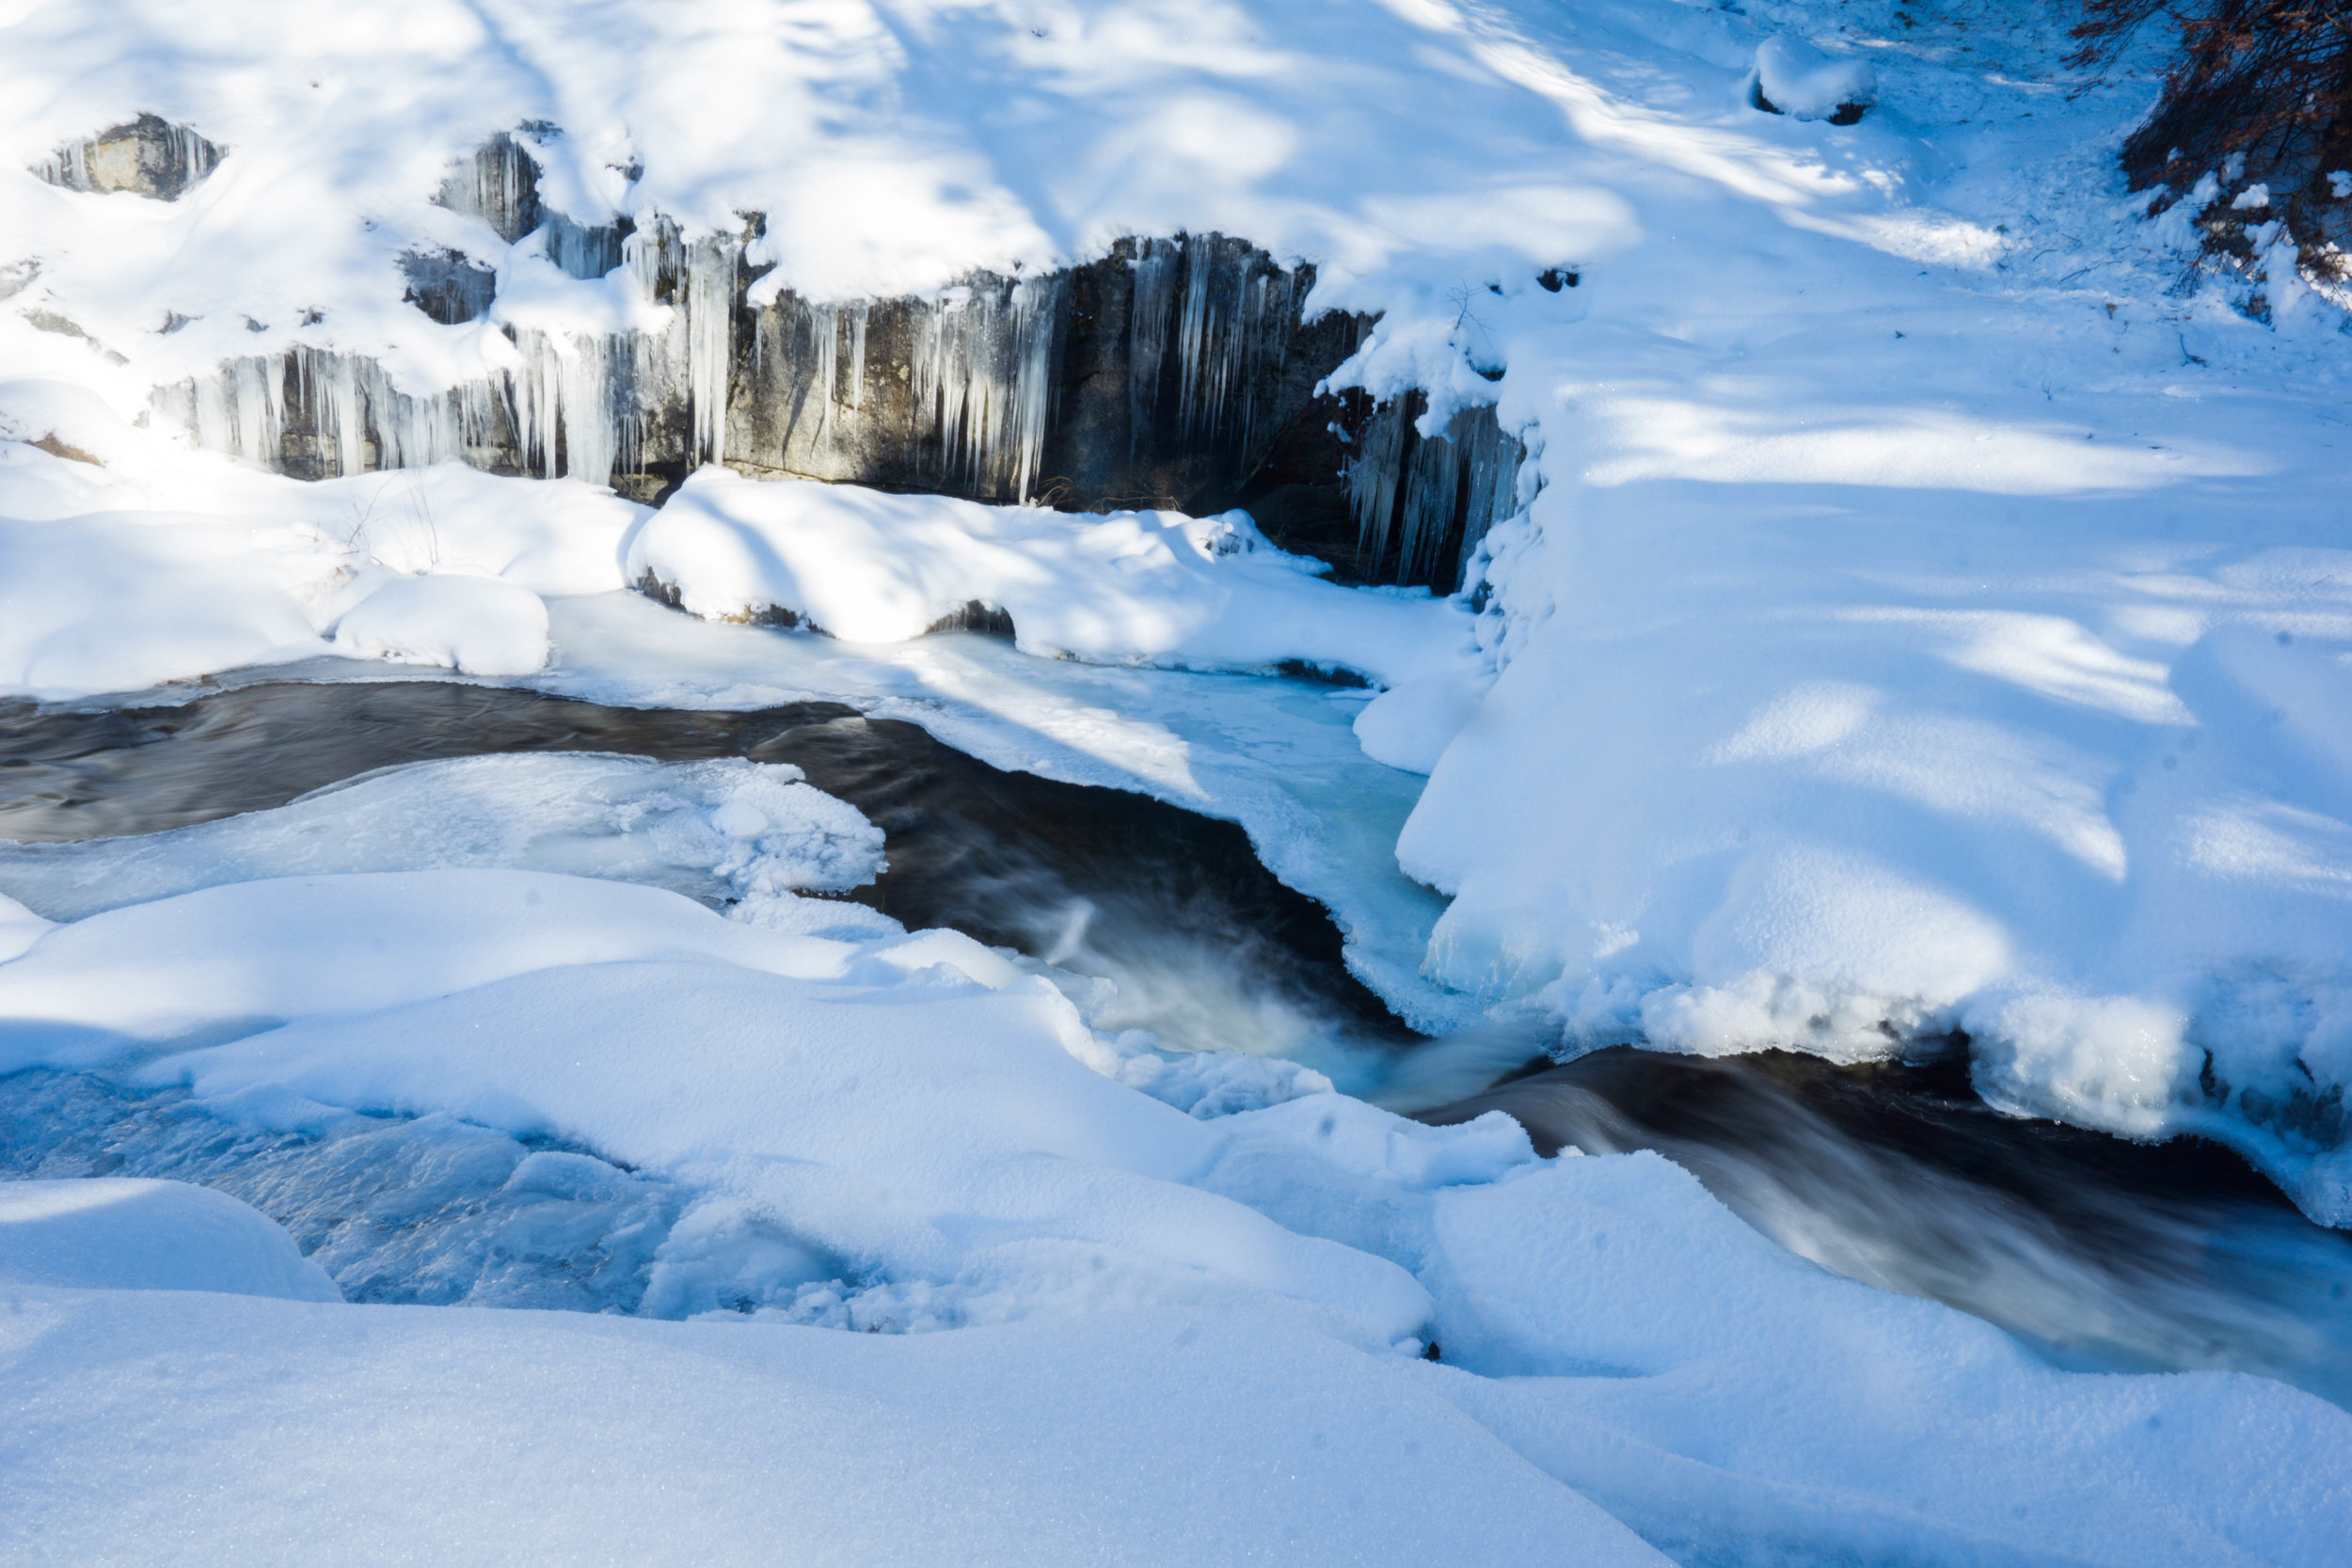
<box><xmin>302</xmin><ymin>350</ymin><xmax>365</xmax><ymax>477</ymax></box>
<box><xmin>1006</xmin><ymin>275</ymin><xmax>1058</xmax><ymax>502</ymax></box>
<box><xmin>1348</xmin><ymin>402</ymin><xmax>1407</xmax><ymax>573</ymax></box>
<box><xmin>1452</xmin><ymin>405</ymin><xmax>1528</xmax><ymax>587</ymax></box>
<box><xmin>510</xmin><ymin>329</ymin><xmax>563</xmax><ymax>478</ymax></box>
<box><xmin>192</xmin><ymin>372</ymin><xmax>232</xmax><ymax>456</ymax></box>
<box><xmin>545</xmin><ymin>213</ymin><xmax>627</xmax><ymax>280</ymax></box>
<box><xmin>558</xmin><ymin>332</ymin><xmax>617</xmax><ymax>486</ymax></box>
<box><xmin>808</xmin><ymin>301</ymin><xmax>839</xmax><ymax>440</ymax></box>
<box><xmin>438</xmin><ymin>132</ymin><xmax>541</xmax><ymax>244</ymax></box>
<box><xmin>843</xmin><ymin>302</ymin><xmax>868</xmax><ymax>414</ymax></box>
<box><xmin>910</xmin><ymin>276</ymin><xmax>1062</xmax><ymax>502</ymax></box>
<box><xmin>686</xmin><ymin>234</ymin><xmax>737</xmax><ymax>467</ymax></box>
<box><xmin>1174</xmin><ymin>239</ymin><xmax>1221</xmax><ymax>437</ymax></box>
<box><xmin>1128</xmin><ymin>237</ymin><xmax>1179</xmax><ymax>451</ymax></box>
<box><xmin>229</xmin><ymin>354</ymin><xmax>282</xmax><ymax>464</ymax></box>
<box><xmin>1396</xmin><ymin>422</ymin><xmax>1462</xmax><ymax>586</ymax></box>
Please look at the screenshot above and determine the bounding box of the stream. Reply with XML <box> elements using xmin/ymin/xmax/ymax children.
<box><xmin>3</xmin><ymin>677</ymin><xmax>2347</xmax><ymax>1404</ymax></box>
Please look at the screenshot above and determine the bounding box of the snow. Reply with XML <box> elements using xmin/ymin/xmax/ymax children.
<box><xmin>0</xmin><ymin>752</ymin><xmax>885</xmax><ymax>923</ymax></box>
<box><xmin>329</xmin><ymin>571</ymin><xmax>550</xmax><ymax>676</ymax></box>
<box><xmin>629</xmin><ymin>468</ymin><xmax>1473</xmax><ymax>687</ymax></box>
<box><xmin>1751</xmin><ymin>36</ymin><xmax>1878</xmax><ymax>121</ymax></box>
<box><xmin>0</xmin><ymin>893</ymin><xmax>47</xmax><ymax>964</ymax></box>
<box><xmin>0</xmin><ymin>1176</ymin><xmax>340</xmax><ymax>1300</ymax></box>
<box><xmin>5</xmin><ymin>855</ymin><xmax>2348</xmax><ymax>1563</ymax></box>
<box><xmin>0</xmin><ymin>1295</ymin><xmax>1668</xmax><ymax>1568</ymax></box>
<box><xmin>7</xmin><ymin>0</ymin><xmax>2352</xmax><ymax>1557</ymax></box>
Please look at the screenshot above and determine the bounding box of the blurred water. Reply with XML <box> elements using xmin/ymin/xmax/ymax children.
<box><xmin>1422</xmin><ymin>1045</ymin><xmax>2352</xmax><ymax>1406</ymax></box>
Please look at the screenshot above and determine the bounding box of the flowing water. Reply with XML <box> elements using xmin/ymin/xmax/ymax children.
<box><xmin>2</xmin><ymin>677</ymin><xmax>2347</xmax><ymax>1402</ymax></box>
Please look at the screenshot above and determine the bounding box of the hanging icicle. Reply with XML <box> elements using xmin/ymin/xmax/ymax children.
<box><xmin>1128</xmin><ymin>237</ymin><xmax>1180</xmax><ymax>453</ymax></box>
<box><xmin>1345</xmin><ymin>399</ymin><xmax>1527</xmax><ymax>591</ymax></box>
<box><xmin>686</xmin><ymin>234</ymin><xmax>737</xmax><ymax>468</ymax></box>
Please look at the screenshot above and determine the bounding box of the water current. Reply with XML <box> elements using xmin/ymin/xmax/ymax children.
<box><xmin>2</xmin><ymin>678</ymin><xmax>2346</xmax><ymax>1403</ymax></box>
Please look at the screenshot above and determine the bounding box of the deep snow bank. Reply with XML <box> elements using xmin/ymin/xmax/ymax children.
<box><xmin>4</xmin><ymin>847</ymin><xmax>2347</xmax><ymax>1562</ymax></box>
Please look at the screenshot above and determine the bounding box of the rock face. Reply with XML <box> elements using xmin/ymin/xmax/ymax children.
<box><xmin>160</xmin><ymin>132</ymin><xmax>1525</xmax><ymax>590</ymax></box>
<box><xmin>33</xmin><ymin>114</ymin><xmax>222</xmax><ymax>200</ymax></box>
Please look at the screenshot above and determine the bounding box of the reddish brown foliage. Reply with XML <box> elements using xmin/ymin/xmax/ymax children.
<box><xmin>2072</xmin><ymin>0</ymin><xmax>2352</xmax><ymax>192</ymax></box>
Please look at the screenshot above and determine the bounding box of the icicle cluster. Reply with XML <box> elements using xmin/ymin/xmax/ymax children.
<box><xmin>909</xmin><ymin>276</ymin><xmax>1062</xmax><ymax>501</ymax></box>
<box><xmin>1128</xmin><ymin>234</ymin><xmax>1304</xmax><ymax>466</ymax></box>
<box><xmin>33</xmin><ymin>115</ymin><xmax>222</xmax><ymax>201</ymax></box>
<box><xmin>159</xmin><ymin>347</ymin><xmax>519</xmax><ymax>478</ymax></box>
<box><xmin>1348</xmin><ymin>401</ymin><xmax>1526</xmax><ymax>591</ymax></box>
<box><xmin>166</xmin><ymin>176</ymin><xmax>1372</xmax><ymax>537</ymax></box>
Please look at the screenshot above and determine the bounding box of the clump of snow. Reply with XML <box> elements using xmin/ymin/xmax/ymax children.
<box><xmin>1750</xmin><ymin>37</ymin><xmax>1877</xmax><ymax>121</ymax></box>
<box><xmin>329</xmin><ymin>572</ymin><xmax>550</xmax><ymax>676</ymax></box>
<box><xmin>1352</xmin><ymin>669</ymin><xmax>1491</xmax><ymax>775</ymax></box>
<box><xmin>0</xmin><ymin>1176</ymin><xmax>340</xmax><ymax>1301</ymax></box>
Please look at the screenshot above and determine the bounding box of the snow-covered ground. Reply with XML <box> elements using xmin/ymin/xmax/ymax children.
<box><xmin>6</xmin><ymin>0</ymin><xmax>2352</xmax><ymax>1559</ymax></box>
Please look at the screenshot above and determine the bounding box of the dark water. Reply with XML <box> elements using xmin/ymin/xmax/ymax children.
<box><xmin>4</xmin><ymin>678</ymin><xmax>2349</xmax><ymax>1401</ymax></box>
<box><xmin>1424</xmin><ymin>1048</ymin><xmax>2352</xmax><ymax>1402</ymax></box>
<box><xmin>0</xmin><ymin>679</ymin><xmax>1409</xmax><ymax>1056</ymax></box>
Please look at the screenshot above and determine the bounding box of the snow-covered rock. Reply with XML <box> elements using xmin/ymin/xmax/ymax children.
<box><xmin>1751</xmin><ymin>36</ymin><xmax>1877</xmax><ymax>121</ymax></box>
<box><xmin>331</xmin><ymin>572</ymin><xmax>551</xmax><ymax>676</ymax></box>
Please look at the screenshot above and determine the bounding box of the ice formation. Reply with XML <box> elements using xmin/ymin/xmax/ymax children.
<box><xmin>1346</xmin><ymin>398</ymin><xmax>1526</xmax><ymax>589</ymax></box>
<box><xmin>159</xmin><ymin>180</ymin><xmax>1379</xmax><ymax>538</ymax></box>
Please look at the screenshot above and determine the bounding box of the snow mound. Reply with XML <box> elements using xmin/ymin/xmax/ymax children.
<box><xmin>1751</xmin><ymin>37</ymin><xmax>1877</xmax><ymax>121</ymax></box>
<box><xmin>0</xmin><ymin>1297</ymin><xmax>1667</xmax><ymax>1568</ymax></box>
<box><xmin>0</xmin><ymin>1176</ymin><xmax>339</xmax><ymax>1301</ymax></box>
<box><xmin>628</xmin><ymin>468</ymin><xmax>1474</xmax><ymax>689</ymax></box>
<box><xmin>330</xmin><ymin>572</ymin><xmax>550</xmax><ymax>676</ymax></box>
<box><xmin>0</xmin><ymin>893</ymin><xmax>47</xmax><ymax>964</ymax></box>
<box><xmin>1352</xmin><ymin>669</ymin><xmax>1491</xmax><ymax>775</ymax></box>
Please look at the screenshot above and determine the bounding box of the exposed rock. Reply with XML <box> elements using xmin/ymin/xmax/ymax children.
<box><xmin>435</xmin><ymin>129</ymin><xmax>630</xmax><ymax>279</ymax></box>
<box><xmin>33</xmin><ymin>114</ymin><xmax>223</xmax><ymax>200</ymax></box>
<box><xmin>29</xmin><ymin>434</ymin><xmax>101</xmax><ymax>467</ymax></box>
<box><xmin>398</xmin><ymin>249</ymin><xmax>499</xmax><ymax>325</ymax></box>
